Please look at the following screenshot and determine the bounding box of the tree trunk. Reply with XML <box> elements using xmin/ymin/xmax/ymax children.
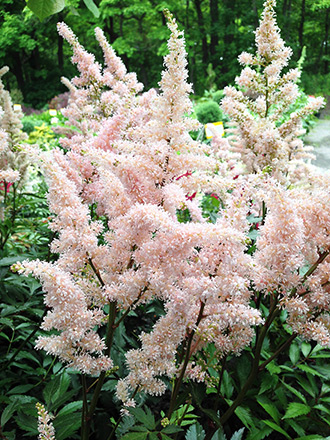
<box><xmin>252</xmin><ymin>0</ymin><xmax>259</xmax><ymax>28</ymax></box>
<box><xmin>57</xmin><ymin>13</ymin><xmax>64</xmax><ymax>70</ymax></box>
<box><xmin>193</xmin><ymin>0</ymin><xmax>209</xmax><ymax>64</ymax></box>
<box><xmin>11</xmin><ymin>52</ymin><xmax>25</xmax><ymax>96</ymax></box>
<box><xmin>324</xmin><ymin>7</ymin><xmax>330</xmax><ymax>74</ymax></box>
<box><xmin>298</xmin><ymin>0</ymin><xmax>306</xmax><ymax>58</ymax></box>
<box><xmin>209</xmin><ymin>0</ymin><xmax>219</xmax><ymax>63</ymax></box>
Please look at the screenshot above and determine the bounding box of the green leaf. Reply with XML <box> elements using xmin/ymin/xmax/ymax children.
<box><xmin>280</xmin><ymin>381</ymin><xmax>307</xmax><ymax>404</ymax></box>
<box><xmin>259</xmin><ymin>373</ymin><xmax>278</xmax><ymax>394</ymax></box>
<box><xmin>262</xmin><ymin>420</ymin><xmax>291</xmax><ymax>439</ymax></box>
<box><xmin>57</xmin><ymin>401</ymin><xmax>83</xmax><ymax>417</ymax></box>
<box><xmin>26</xmin><ymin>0</ymin><xmax>65</xmax><ymax>21</ymax></box>
<box><xmin>7</xmin><ymin>384</ymin><xmax>35</xmax><ymax>395</ymax></box>
<box><xmin>296</xmin><ymin>376</ymin><xmax>316</xmax><ymax>397</ymax></box>
<box><xmin>221</xmin><ymin>370</ymin><xmax>234</xmax><ymax>399</ymax></box>
<box><xmin>231</xmin><ymin>428</ymin><xmax>245</xmax><ymax>440</ymax></box>
<box><xmin>185</xmin><ymin>422</ymin><xmax>206</xmax><ymax>440</ymax></box>
<box><xmin>82</xmin><ymin>0</ymin><xmax>100</xmax><ymax>17</ymax></box>
<box><xmin>162</xmin><ymin>425</ymin><xmax>183</xmax><ymax>434</ymax></box>
<box><xmin>289</xmin><ymin>419</ymin><xmax>305</xmax><ymax>437</ymax></box>
<box><xmin>294</xmin><ymin>436</ymin><xmax>325</xmax><ymax>440</ymax></box>
<box><xmin>121</xmin><ymin>433</ymin><xmax>148</xmax><ymax>440</ymax></box>
<box><xmin>246</xmin><ymin>425</ymin><xmax>272</xmax><ymax>440</ymax></box>
<box><xmin>210</xmin><ymin>427</ymin><xmax>226</xmax><ymax>440</ymax></box>
<box><xmin>54</xmin><ymin>412</ymin><xmax>81</xmax><ymax>440</ymax></box>
<box><xmin>289</xmin><ymin>342</ymin><xmax>300</xmax><ymax>365</ymax></box>
<box><xmin>257</xmin><ymin>396</ymin><xmax>280</xmax><ymax>424</ymax></box>
<box><xmin>129</xmin><ymin>407</ymin><xmax>156</xmax><ymax>431</ymax></box>
<box><xmin>283</xmin><ymin>402</ymin><xmax>310</xmax><ymax>419</ymax></box>
<box><xmin>296</xmin><ymin>364</ymin><xmax>324</xmax><ymax>378</ymax></box>
<box><xmin>266</xmin><ymin>361</ymin><xmax>281</xmax><ymax>375</ymax></box>
<box><xmin>43</xmin><ymin>372</ymin><xmax>71</xmax><ymax>410</ymax></box>
<box><xmin>301</xmin><ymin>342</ymin><xmax>311</xmax><ymax>358</ymax></box>
<box><xmin>1</xmin><ymin>401</ymin><xmax>18</xmax><ymax>428</ymax></box>
<box><xmin>313</xmin><ymin>403</ymin><xmax>330</xmax><ymax>415</ymax></box>
<box><xmin>234</xmin><ymin>406</ymin><xmax>253</xmax><ymax>429</ymax></box>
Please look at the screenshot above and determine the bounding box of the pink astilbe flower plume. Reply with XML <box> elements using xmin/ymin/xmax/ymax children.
<box><xmin>15</xmin><ymin>12</ymin><xmax>262</xmax><ymax>399</ymax></box>
<box><xmin>36</xmin><ymin>403</ymin><xmax>56</xmax><ymax>440</ymax></box>
<box><xmin>221</xmin><ymin>0</ymin><xmax>324</xmax><ymax>180</ymax></box>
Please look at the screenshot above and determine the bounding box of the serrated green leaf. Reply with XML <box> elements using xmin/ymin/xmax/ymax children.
<box><xmin>296</xmin><ymin>364</ymin><xmax>324</xmax><ymax>378</ymax></box>
<box><xmin>129</xmin><ymin>407</ymin><xmax>156</xmax><ymax>431</ymax></box>
<box><xmin>221</xmin><ymin>370</ymin><xmax>233</xmax><ymax>399</ymax></box>
<box><xmin>231</xmin><ymin>428</ymin><xmax>245</xmax><ymax>440</ymax></box>
<box><xmin>7</xmin><ymin>384</ymin><xmax>35</xmax><ymax>395</ymax></box>
<box><xmin>265</xmin><ymin>361</ymin><xmax>281</xmax><ymax>375</ymax></box>
<box><xmin>294</xmin><ymin>436</ymin><xmax>325</xmax><ymax>440</ymax></box>
<box><xmin>234</xmin><ymin>406</ymin><xmax>253</xmax><ymax>428</ymax></box>
<box><xmin>210</xmin><ymin>427</ymin><xmax>226</xmax><ymax>440</ymax></box>
<box><xmin>54</xmin><ymin>411</ymin><xmax>81</xmax><ymax>440</ymax></box>
<box><xmin>296</xmin><ymin>376</ymin><xmax>316</xmax><ymax>397</ymax></box>
<box><xmin>26</xmin><ymin>0</ymin><xmax>65</xmax><ymax>20</ymax></box>
<box><xmin>259</xmin><ymin>373</ymin><xmax>278</xmax><ymax>394</ymax></box>
<box><xmin>262</xmin><ymin>420</ymin><xmax>291</xmax><ymax>439</ymax></box>
<box><xmin>280</xmin><ymin>381</ymin><xmax>307</xmax><ymax>404</ymax></box>
<box><xmin>160</xmin><ymin>435</ymin><xmax>174</xmax><ymax>440</ymax></box>
<box><xmin>162</xmin><ymin>425</ymin><xmax>183</xmax><ymax>434</ymax></box>
<box><xmin>43</xmin><ymin>373</ymin><xmax>72</xmax><ymax>410</ymax></box>
<box><xmin>51</xmin><ymin>390</ymin><xmax>76</xmax><ymax>411</ymax></box>
<box><xmin>246</xmin><ymin>425</ymin><xmax>272</xmax><ymax>440</ymax></box>
<box><xmin>257</xmin><ymin>396</ymin><xmax>280</xmax><ymax>424</ymax></box>
<box><xmin>1</xmin><ymin>401</ymin><xmax>17</xmax><ymax>428</ymax></box>
<box><xmin>283</xmin><ymin>402</ymin><xmax>310</xmax><ymax>419</ymax></box>
<box><xmin>289</xmin><ymin>419</ymin><xmax>305</xmax><ymax>437</ymax></box>
<box><xmin>121</xmin><ymin>433</ymin><xmax>148</xmax><ymax>440</ymax></box>
<box><xmin>185</xmin><ymin>422</ymin><xmax>205</xmax><ymax>440</ymax></box>
<box><xmin>0</xmin><ymin>317</ymin><xmax>14</xmax><ymax>329</ymax></box>
<box><xmin>0</xmin><ymin>256</ymin><xmax>28</xmax><ymax>267</ymax></box>
<box><xmin>57</xmin><ymin>401</ymin><xmax>82</xmax><ymax>417</ymax></box>
<box><xmin>313</xmin><ymin>403</ymin><xmax>330</xmax><ymax>415</ymax></box>
<box><xmin>82</xmin><ymin>0</ymin><xmax>100</xmax><ymax>17</ymax></box>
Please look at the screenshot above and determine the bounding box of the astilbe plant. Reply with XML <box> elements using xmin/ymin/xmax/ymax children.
<box><xmin>12</xmin><ymin>1</ymin><xmax>330</xmax><ymax>439</ymax></box>
<box><xmin>0</xmin><ymin>66</ymin><xmax>30</xmax><ymax>251</ymax></box>
<box><xmin>221</xmin><ymin>0</ymin><xmax>324</xmax><ymax>182</ymax></box>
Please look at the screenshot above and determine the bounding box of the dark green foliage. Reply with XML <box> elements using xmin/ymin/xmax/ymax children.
<box><xmin>1</xmin><ymin>0</ymin><xmax>329</xmax><ymax>108</ymax></box>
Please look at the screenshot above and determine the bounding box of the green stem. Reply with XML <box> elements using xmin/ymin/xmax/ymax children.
<box><xmin>213</xmin><ymin>356</ymin><xmax>227</xmax><ymax>412</ymax></box>
<box><xmin>259</xmin><ymin>333</ymin><xmax>297</xmax><ymax>371</ymax></box>
<box><xmin>219</xmin><ymin>302</ymin><xmax>280</xmax><ymax>426</ymax></box>
<box><xmin>81</xmin><ymin>375</ymin><xmax>88</xmax><ymax>439</ymax></box>
<box><xmin>0</xmin><ymin>183</ymin><xmax>17</xmax><ymax>251</ymax></box>
<box><xmin>106</xmin><ymin>386</ymin><xmax>139</xmax><ymax>440</ymax></box>
<box><xmin>82</xmin><ymin>301</ymin><xmax>117</xmax><ymax>440</ymax></box>
<box><xmin>1</xmin><ymin>309</ymin><xmax>47</xmax><ymax>370</ymax></box>
<box><xmin>167</xmin><ymin>301</ymin><xmax>205</xmax><ymax>419</ymax></box>
<box><xmin>114</xmin><ymin>286</ymin><xmax>148</xmax><ymax>328</ymax></box>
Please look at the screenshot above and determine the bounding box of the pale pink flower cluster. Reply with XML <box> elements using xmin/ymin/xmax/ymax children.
<box><xmin>17</xmin><ymin>13</ymin><xmax>261</xmax><ymax>397</ymax></box>
<box><xmin>36</xmin><ymin>403</ymin><xmax>55</xmax><ymax>440</ymax></box>
<box><xmin>0</xmin><ymin>66</ymin><xmax>28</xmax><ymax>185</ymax></box>
<box><xmin>221</xmin><ymin>0</ymin><xmax>324</xmax><ymax>178</ymax></box>
<box><xmin>15</xmin><ymin>2</ymin><xmax>330</xmax><ymax>409</ymax></box>
<box><xmin>246</xmin><ymin>173</ymin><xmax>330</xmax><ymax>346</ymax></box>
